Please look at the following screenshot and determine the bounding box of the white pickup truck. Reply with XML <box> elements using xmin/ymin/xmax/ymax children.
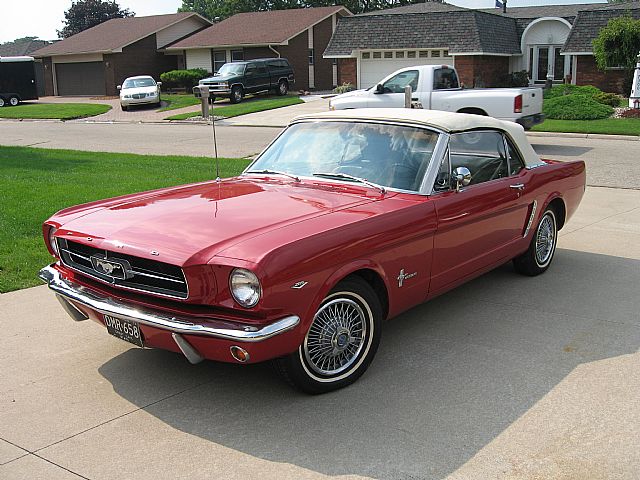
<box><xmin>329</xmin><ymin>65</ymin><xmax>544</xmax><ymax>129</ymax></box>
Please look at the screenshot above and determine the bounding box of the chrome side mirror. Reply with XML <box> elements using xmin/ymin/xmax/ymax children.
<box><xmin>453</xmin><ymin>166</ymin><xmax>471</xmax><ymax>191</ymax></box>
<box><xmin>116</xmin><ymin>85</ymin><xmax>121</xmax><ymax>90</ymax></box>
<box><xmin>375</xmin><ymin>83</ymin><xmax>384</xmax><ymax>94</ymax></box>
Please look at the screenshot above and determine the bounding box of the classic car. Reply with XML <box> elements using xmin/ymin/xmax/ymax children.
<box><xmin>39</xmin><ymin>109</ymin><xmax>586</xmax><ymax>394</ymax></box>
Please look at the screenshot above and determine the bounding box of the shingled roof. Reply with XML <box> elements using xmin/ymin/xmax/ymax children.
<box><xmin>324</xmin><ymin>10</ymin><xmax>520</xmax><ymax>57</ymax></box>
<box><xmin>168</xmin><ymin>6</ymin><xmax>349</xmax><ymax>49</ymax></box>
<box><xmin>563</xmin><ymin>3</ymin><xmax>640</xmax><ymax>53</ymax></box>
<box><xmin>0</xmin><ymin>39</ymin><xmax>53</xmax><ymax>56</ymax></box>
<box><xmin>31</xmin><ymin>13</ymin><xmax>208</xmax><ymax>57</ymax></box>
<box><xmin>358</xmin><ymin>2</ymin><xmax>466</xmax><ymax>16</ymax></box>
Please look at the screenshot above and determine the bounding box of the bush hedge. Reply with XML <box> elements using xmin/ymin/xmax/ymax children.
<box><xmin>543</xmin><ymin>95</ymin><xmax>614</xmax><ymax>120</ymax></box>
<box><xmin>593</xmin><ymin>91</ymin><xmax>624</xmax><ymax>107</ymax></box>
<box><xmin>333</xmin><ymin>82</ymin><xmax>354</xmax><ymax>94</ymax></box>
<box><xmin>159</xmin><ymin>69</ymin><xmax>210</xmax><ymax>90</ymax></box>
<box><xmin>543</xmin><ymin>84</ymin><xmax>602</xmax><ymax>100</ymax></box>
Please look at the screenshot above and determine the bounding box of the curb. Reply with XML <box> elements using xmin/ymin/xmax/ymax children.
<box><xmin>526</xmin><ymin>131</ymin><xmax>640</xmax><ymax>141</ymax></box>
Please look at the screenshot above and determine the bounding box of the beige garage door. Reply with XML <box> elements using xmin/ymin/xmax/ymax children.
<box><xmin>359</xmin><ymin>49</ymin><xmax>454</xmax><ymax>89</ymax></box>
<box><xmin>55</xmin><ymin>62</ymin><xmax>105</xmax><ymax>96</ymax></box>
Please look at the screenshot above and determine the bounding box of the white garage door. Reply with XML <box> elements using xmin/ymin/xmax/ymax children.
<box><xmin>359</xmin><ymin>49</ymin><xmax>454</xmax><ymax>89</ymax></box>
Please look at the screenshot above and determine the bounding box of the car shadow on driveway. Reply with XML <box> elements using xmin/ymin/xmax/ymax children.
<box><xmin>97</xmin><ymin>249</ymin><xmax>640</xmax><ymax>480</ymax></box>
<box><xmin>531</xmin><ymin>143</ymin><xmax>593</xmax><ymax>157</ymax></box>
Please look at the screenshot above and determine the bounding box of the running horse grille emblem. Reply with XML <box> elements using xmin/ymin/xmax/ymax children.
<box><xmin>90</xmin><ymin>255</ymin><xmax>134</xmax><ymax>280</ymax></box>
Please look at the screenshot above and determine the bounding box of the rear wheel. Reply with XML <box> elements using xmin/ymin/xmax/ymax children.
<box><xmin>513</xmin><ymin>207</ymin><xmax>558</xmax><ymax>276</ymax></box>
<box><xmin>8</xmin><ymin>95</ymin><xmax>19</xmax><ymax>106</ymax></box>
<box><xmin>274</xmin><ymin>276</ymin><xmax>382</xmax><ymax>394</ymax></box>
<box><xmin>277</xmin><ymin>80</ymin><xmax>288</xmax><ymax>96</ymax></box>
<box><xmin>230</xmin><ymin>86</ymin><xmax>243</xmax><ymax>104</ymax></box>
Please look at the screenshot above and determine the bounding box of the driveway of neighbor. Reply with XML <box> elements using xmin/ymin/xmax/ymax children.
<box><xmin>1</xmin><ymin>184</ymin><xmax>639</xmax><ymax>480</ymax></box>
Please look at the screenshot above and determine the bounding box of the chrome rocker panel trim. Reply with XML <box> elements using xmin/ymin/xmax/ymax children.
<box><xmin>38</xmin><ymin>265</ymin><xmax>300</xmax><ymax>342</ymax></box>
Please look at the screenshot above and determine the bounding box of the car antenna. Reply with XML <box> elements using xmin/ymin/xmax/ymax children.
<box><xmin>212</xmin><ymin>111</ymin><xmax>220</xmax><ymax>182</ymax></box>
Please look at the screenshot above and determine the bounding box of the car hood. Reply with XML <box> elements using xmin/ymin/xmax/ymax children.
<box><xmin>52</xmin><ymin>178</ymin><xmax>382</xmax><ymax>267</ymax></box>
<box><xmin>334</xmin><ymin>89</ymin><xmax>370</xmax><ymax>100</ymax></box>
<box><xmin>120</xmin><ymin>86</ymin><xmax>157</xmax><ymax>96</ymax></box>
<box><xmin>201</xmin><ymin>74</ymin><xmax>236</xmax><ymax>83</ymax></box>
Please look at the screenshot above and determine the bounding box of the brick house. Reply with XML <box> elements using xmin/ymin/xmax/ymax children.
<box><xmin>166</xmin><ymin>6</ymin><xmax>351</xmax><ymax>91</ymax></box>
<box><xmin>324</xmin><ymin>1</ymin><xmax>640</xmax><ymax>94</ymax></box>
<box><xmin>31</xmin><ymin>13</ymin><xmax>210</xmax><ymax>96</ymax></box>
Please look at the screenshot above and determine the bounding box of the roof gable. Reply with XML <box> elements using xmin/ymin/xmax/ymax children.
<box><xmin>168</xmin><ymin>6</ymin><xmax>349</xmax><ymax>49</ymax></box>
<box><xmin>32</xmin><ymin>13</ymin><xmax>209</xmax><ymax>57</ymax></box>
<box><xmin>324</xmin><ymin>10</ymin><xmax>520</xmax><ymax>57</ymax></box>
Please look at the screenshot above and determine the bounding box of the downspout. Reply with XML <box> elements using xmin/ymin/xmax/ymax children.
<box><xmin>268</xmin><ymin>45</ymin><xmax>280</xmax><ymax>58</ymax></box>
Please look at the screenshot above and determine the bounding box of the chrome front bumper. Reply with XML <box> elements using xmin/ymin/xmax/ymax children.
<box><xmin>38</xmin><ymin>265</ymin><xmax>300</xmax><ymax>342</ymax></box>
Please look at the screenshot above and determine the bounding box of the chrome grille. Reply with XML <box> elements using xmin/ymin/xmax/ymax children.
<box><xmin>132</xmin><ymin>93</ymin><xmax>146</xmax><ymax>99</ymax></box>
<box><xmin>58</xmin><ymin>239</ymin><xmax>188</xmax><ymax>299</ymax></box>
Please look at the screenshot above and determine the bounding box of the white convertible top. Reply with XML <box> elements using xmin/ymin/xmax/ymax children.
<box><xmin>294</xmin><ymin>108</ymin><xmax>545</xmax><ymax>168</ymax></box>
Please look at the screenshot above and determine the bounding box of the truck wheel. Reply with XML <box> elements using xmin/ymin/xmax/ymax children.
<box><xmin>274</xmin><ymin>276</ymin><xmax>382</xmax><ymax>394</ymax></box>
<box><xmin>230</xmin><ymin>86</ymin><xmax>243</xmax><ymax>104</ymax></box>
<box><xmin>513</xmin><ymin>207</ymin><xmax>558</xmax><ymax>276</ymax></box>
<box><xmin>8</xmin><ymin>95</ymin><xmax>19</xmax><ymax>106</ymax></box>
<box><xmin>277</xmin><ymin>80</ymin><xmax>288</xmax><ymax>96</ymax></box>
<box><xmin>0</xmin><ymin>97</ymin><xmax>5</xmax><ymax>107</ymax></box>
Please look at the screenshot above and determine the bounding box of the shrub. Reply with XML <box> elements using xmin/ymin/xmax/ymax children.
<box><xmin>594</xmin><ymin>91</ymin><xmax>624</xmax><ymax>107</ymax></box>
<box><xmin>543</xmin><ymin>95</ymin><xmax>614</xmax><ymax>120</ymax></box>
<box><xmin>619</xmin><ymin>108</ymin><xmax>640</xmax><ymax>118</ymax></box>
<box><xmin>544</xmin><ymin>84</ymin><xmax>602</xmax><ymax>100</ymax></box>
<box><xmin>160</xmin><ymin>69</ymin><xmax>210</xmax><ymax>90</ymax></box>
<box><xmin>333</xmin><ymin>82</ymin><xmax>355</xmax><ymax>94</ymax></box>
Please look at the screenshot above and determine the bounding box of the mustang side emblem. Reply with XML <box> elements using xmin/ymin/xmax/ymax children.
<box><xmin>291</xmin><ymin>281</ymin><xmax>308</xmax><ymax>289</ymax></box>
<box><xmin>90</xmin><ymin>255</ymin><xmax>134</xmax><ymax>280</ymax></box>
<box><xmin>397</xmin><ymin>269</ymin><xmax>417</xmax><ymax>288</ymax></box>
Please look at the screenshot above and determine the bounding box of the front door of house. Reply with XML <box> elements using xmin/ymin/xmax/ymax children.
<box><xmin>531</xmin><ymin>46</ymin><xmax>568</xmax><ymax>84</ymax></box>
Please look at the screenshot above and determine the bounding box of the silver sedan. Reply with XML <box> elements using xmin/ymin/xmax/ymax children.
<box><xmin>118</xmin><ymin>76</ymin><xmax>162</xmax><ymax>111</ymax></box>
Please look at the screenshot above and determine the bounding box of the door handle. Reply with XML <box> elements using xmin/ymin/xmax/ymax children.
<box><xmin>510</xmin><ymin>183</ymin><xmax>525</xmax><ymax>190</ymax></box>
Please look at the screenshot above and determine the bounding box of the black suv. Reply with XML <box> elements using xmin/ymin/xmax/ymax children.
<box><xmin>198</xmin><ymin>58</ymin><xmax>295</xmax><ymax>104</ymax></box>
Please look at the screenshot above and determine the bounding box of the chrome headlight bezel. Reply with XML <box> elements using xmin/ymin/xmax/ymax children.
<box><xmin>47</xmin><ymin>226</ymin><xmax>59</xmax><ymax>256</ymax></box>
<box><xmin>229</xmin><ymin>268</ymin><xmax>262</xmax><ymax>308</ymax></box>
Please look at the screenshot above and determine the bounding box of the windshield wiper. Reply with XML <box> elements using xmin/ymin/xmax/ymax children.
<box><xmin>245</xmin><ymin>169</ymin><xmax>300</xmax><ymax>182</ymax></box>
<box><xmin>312</xmin><ymin>172</ymin><xmax>386</xmax><ymax>194</ymax></box>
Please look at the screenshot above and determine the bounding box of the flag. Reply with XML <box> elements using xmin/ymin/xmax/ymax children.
<box><xmin>495</xmin><ymin>0</ymin><xmax>503</xmax><ymax>9</ymax></box>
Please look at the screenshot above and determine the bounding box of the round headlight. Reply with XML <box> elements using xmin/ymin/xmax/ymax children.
<box><xmin>229</xmin><ymin>268</ymin><xmax>261</xmax><ymax>308</ymax></box>
<box><xmin>48</xmin><ymin>226</ymin><xmax>59</xmax><ymax>256</ymax></box>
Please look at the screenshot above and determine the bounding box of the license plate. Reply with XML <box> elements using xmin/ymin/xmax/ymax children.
<box><xmin>104</xmin><ymin>314</ymin><xmax>144</xmax><ymax>347</ymax></box>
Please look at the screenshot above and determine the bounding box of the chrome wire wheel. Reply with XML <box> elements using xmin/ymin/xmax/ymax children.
<box><xmin>303</xmin><ymin>297</ymin><xmax>367</xmax><ymax>377</ymax></box>
<box><xmin>535</xmin><ymin>212</ymin><xmax>556</xmax><ymax>267</ymax></box>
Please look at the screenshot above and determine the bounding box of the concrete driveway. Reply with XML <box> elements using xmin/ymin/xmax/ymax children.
<box><xmin>1</xmin><ymin>186</ymin><xmax>639</xmax><ymax>480</ymax></box>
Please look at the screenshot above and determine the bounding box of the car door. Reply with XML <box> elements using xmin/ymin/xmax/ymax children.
<box><xmin>429</xmin><ymin>130</ymin><xmax>532</xmax><ymax>294</ymax></box>
<box><xmin>255</xmin><ymin>63</ymin><xmax>270</xmax><ymax>90</ymax></box>
<box><xmin>429</xmin><ymin>67</ymin><xmax>461</xmax><ymax>112</ymax></box>
<box><xmin>244</xmin><ymin>63</ymin><xmax>259</xmax><ymax>92</ymax></box>
<box><xmin>368</xmin><ymin>69</ymin><xmax>419</xmax><ymax>108</ymax></box>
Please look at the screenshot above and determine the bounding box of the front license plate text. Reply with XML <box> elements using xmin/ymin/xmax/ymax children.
<box><xmin>104</xmin><ymin>314</ymin><xmax>144</xmax><ymax>347</ymax></box>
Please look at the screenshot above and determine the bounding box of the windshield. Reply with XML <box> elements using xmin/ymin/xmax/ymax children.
<box><xmin>122</xmin><ymin>78</ymin><xmax>156</xmax><ymax>88</ymax></box>
<box><xmin>217</xmin><ymin>63</ymin><xmax>245</xmax><ymax>75</ymax></box>
<box><xmin>248</xmin><ymin>121</ymin><xmax>440</xmax><ymax>192</ymax></box>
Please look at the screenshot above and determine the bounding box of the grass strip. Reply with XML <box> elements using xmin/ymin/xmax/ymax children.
<box><xmin>0</xmin><ymin>103</ymin><xmax>111</xmax><ymax>120</ymax></box>
<box><xmin>166</xmin><ymin>95</ymin><xmax>303</xmax><ymax>120</ymax></box>
<box><xmin>158</xmin><ymin>94</ymin><xmax>202</xmax><ymax>112</ymax></box>
<box><xmin>532</xmin><ymin>118</ymin><xmax>640</xmax><ymax>136</ymax></box>
<box><xmin>0</xmin><ymin>146</ymin><xmax>249</xmax><ymax>292</ymax></box>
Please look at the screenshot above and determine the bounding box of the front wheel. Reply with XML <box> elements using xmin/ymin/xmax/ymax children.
<box><xmin>275</xmin><ymin>277</ymin><xmax>382</xmax><ymax>394</ymax></box>
<box><xmin>513</xmin><ymin>207</ymin><xmax>558</xmax><ymax>276</ymax></box>
<box><xmin>277</xmin><ymin>80</ymin><xmax>288</xmax><ymax>96</ymax></box>
<box><xmin>230</xmin><ymin>86</ymin><xmax>243</xmax><ymax>104</ymax></box>
<box><xmin>0</xmin><ymin>97</ymin><xmax>5</xmax><ymax>107</ymax></box>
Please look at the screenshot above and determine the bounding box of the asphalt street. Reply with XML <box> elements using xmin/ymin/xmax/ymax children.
<box><xmin>1</xmin><ymin>116</ymin><xmax>639</xmax><ymax>479</ymax></box>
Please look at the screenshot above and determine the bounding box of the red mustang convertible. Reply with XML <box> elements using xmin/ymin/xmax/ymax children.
<box><xmin>39</xmin><ymin>109</ymin><xmax>585</xmax><ymax>393</ymax></box>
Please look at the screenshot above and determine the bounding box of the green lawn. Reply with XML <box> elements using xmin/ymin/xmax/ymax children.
<box><xmin>0</xmin><ymin>146</ymin><xmax>250</xmax><ymax>292</ymax></box>
<box><xmin>158</xmin><ymin>94</ymin><xmax>202</xmax><ymax>112</ymax></box>
<box><xmin>0</xmin><ymin>103</ymin><xmax>111</xmax><ymax>120</ymax></box>
<box><xmin>166</xmin><ymin>95</ymin><xmax>304</xmax><ymax>120</ymax></box>
<box><xmin>532</xmin><ymin>118</ymin><xmax>640</xmax><ymax>136</ymax></box>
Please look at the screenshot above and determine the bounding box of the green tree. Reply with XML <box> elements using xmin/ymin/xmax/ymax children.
<box><xmin>592</xmin><ymin>15</ymin><xmax>640</xmax><ymax>93</ymax></box>
<box><xmin>57</xmin><ymin>0</ymin><xmax>134</xmax><ymax>38</ymax></box>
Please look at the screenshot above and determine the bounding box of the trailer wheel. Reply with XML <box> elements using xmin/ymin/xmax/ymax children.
<box><xmin>8</xmin><ymin>95</ymin><xmax>20</xmax><ymax>107</ymax></box>
<box><xmin>0</xmin><ymin>97</ymin><xmax>5</xmax><ymax>107</ymax></box>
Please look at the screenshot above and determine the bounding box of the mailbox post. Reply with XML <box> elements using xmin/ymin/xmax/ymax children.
<box><xmin>193</xmin><ymin>85</ymin><xmax>210</xmax><ymax>119</ymax></box>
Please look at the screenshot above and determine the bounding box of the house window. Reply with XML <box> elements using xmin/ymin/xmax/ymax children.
<box><xmin>309</xmin><ymin>49</ymin><xmax>314</xmax><ymax>65</ymax></box>
<box><xmin>395</xmin><ymin>51</ymin><xmax>404</xmax><ymax>58</ymax></box>
<box><xmin>384</xmin><ymin>52</ymin><xmax>393</xmax><ymax>59</ymax></box>
<box><xmin>373</xmin><ymin>52</ymin><xmax>381</xmax><ymax>59</ymax></box>
<box><xmin>419</xmin><ymin>51</ymin><xmax>428</xmax><ymax>58</ymax></box>
<box><xmin>443</xmin><ymin>50</ymin><xmax>450</xmax><ymax>57</ymax></box>
<box><xmin>212</xmin><ymin>51</ymin><xmax>226</xmax><ymax>73</ymax></box>
<box><xmin>362</xmin><ymin>52</ymin><xmax>370</xmax><ymax>59</ymax></box>
<box><xmin>432</xmin><ymin>50</ymin><xmax>441</xmax><ymax>58</ymax></box>
<box><xmin>407</xmin><ymin>51</ymin><xmax>416</xmax><ymax>58</ymax></box>
<box><xmin>231</xmin><ymin>50</ymin><xmax>244</xmax><ymax>61</ymax></box>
